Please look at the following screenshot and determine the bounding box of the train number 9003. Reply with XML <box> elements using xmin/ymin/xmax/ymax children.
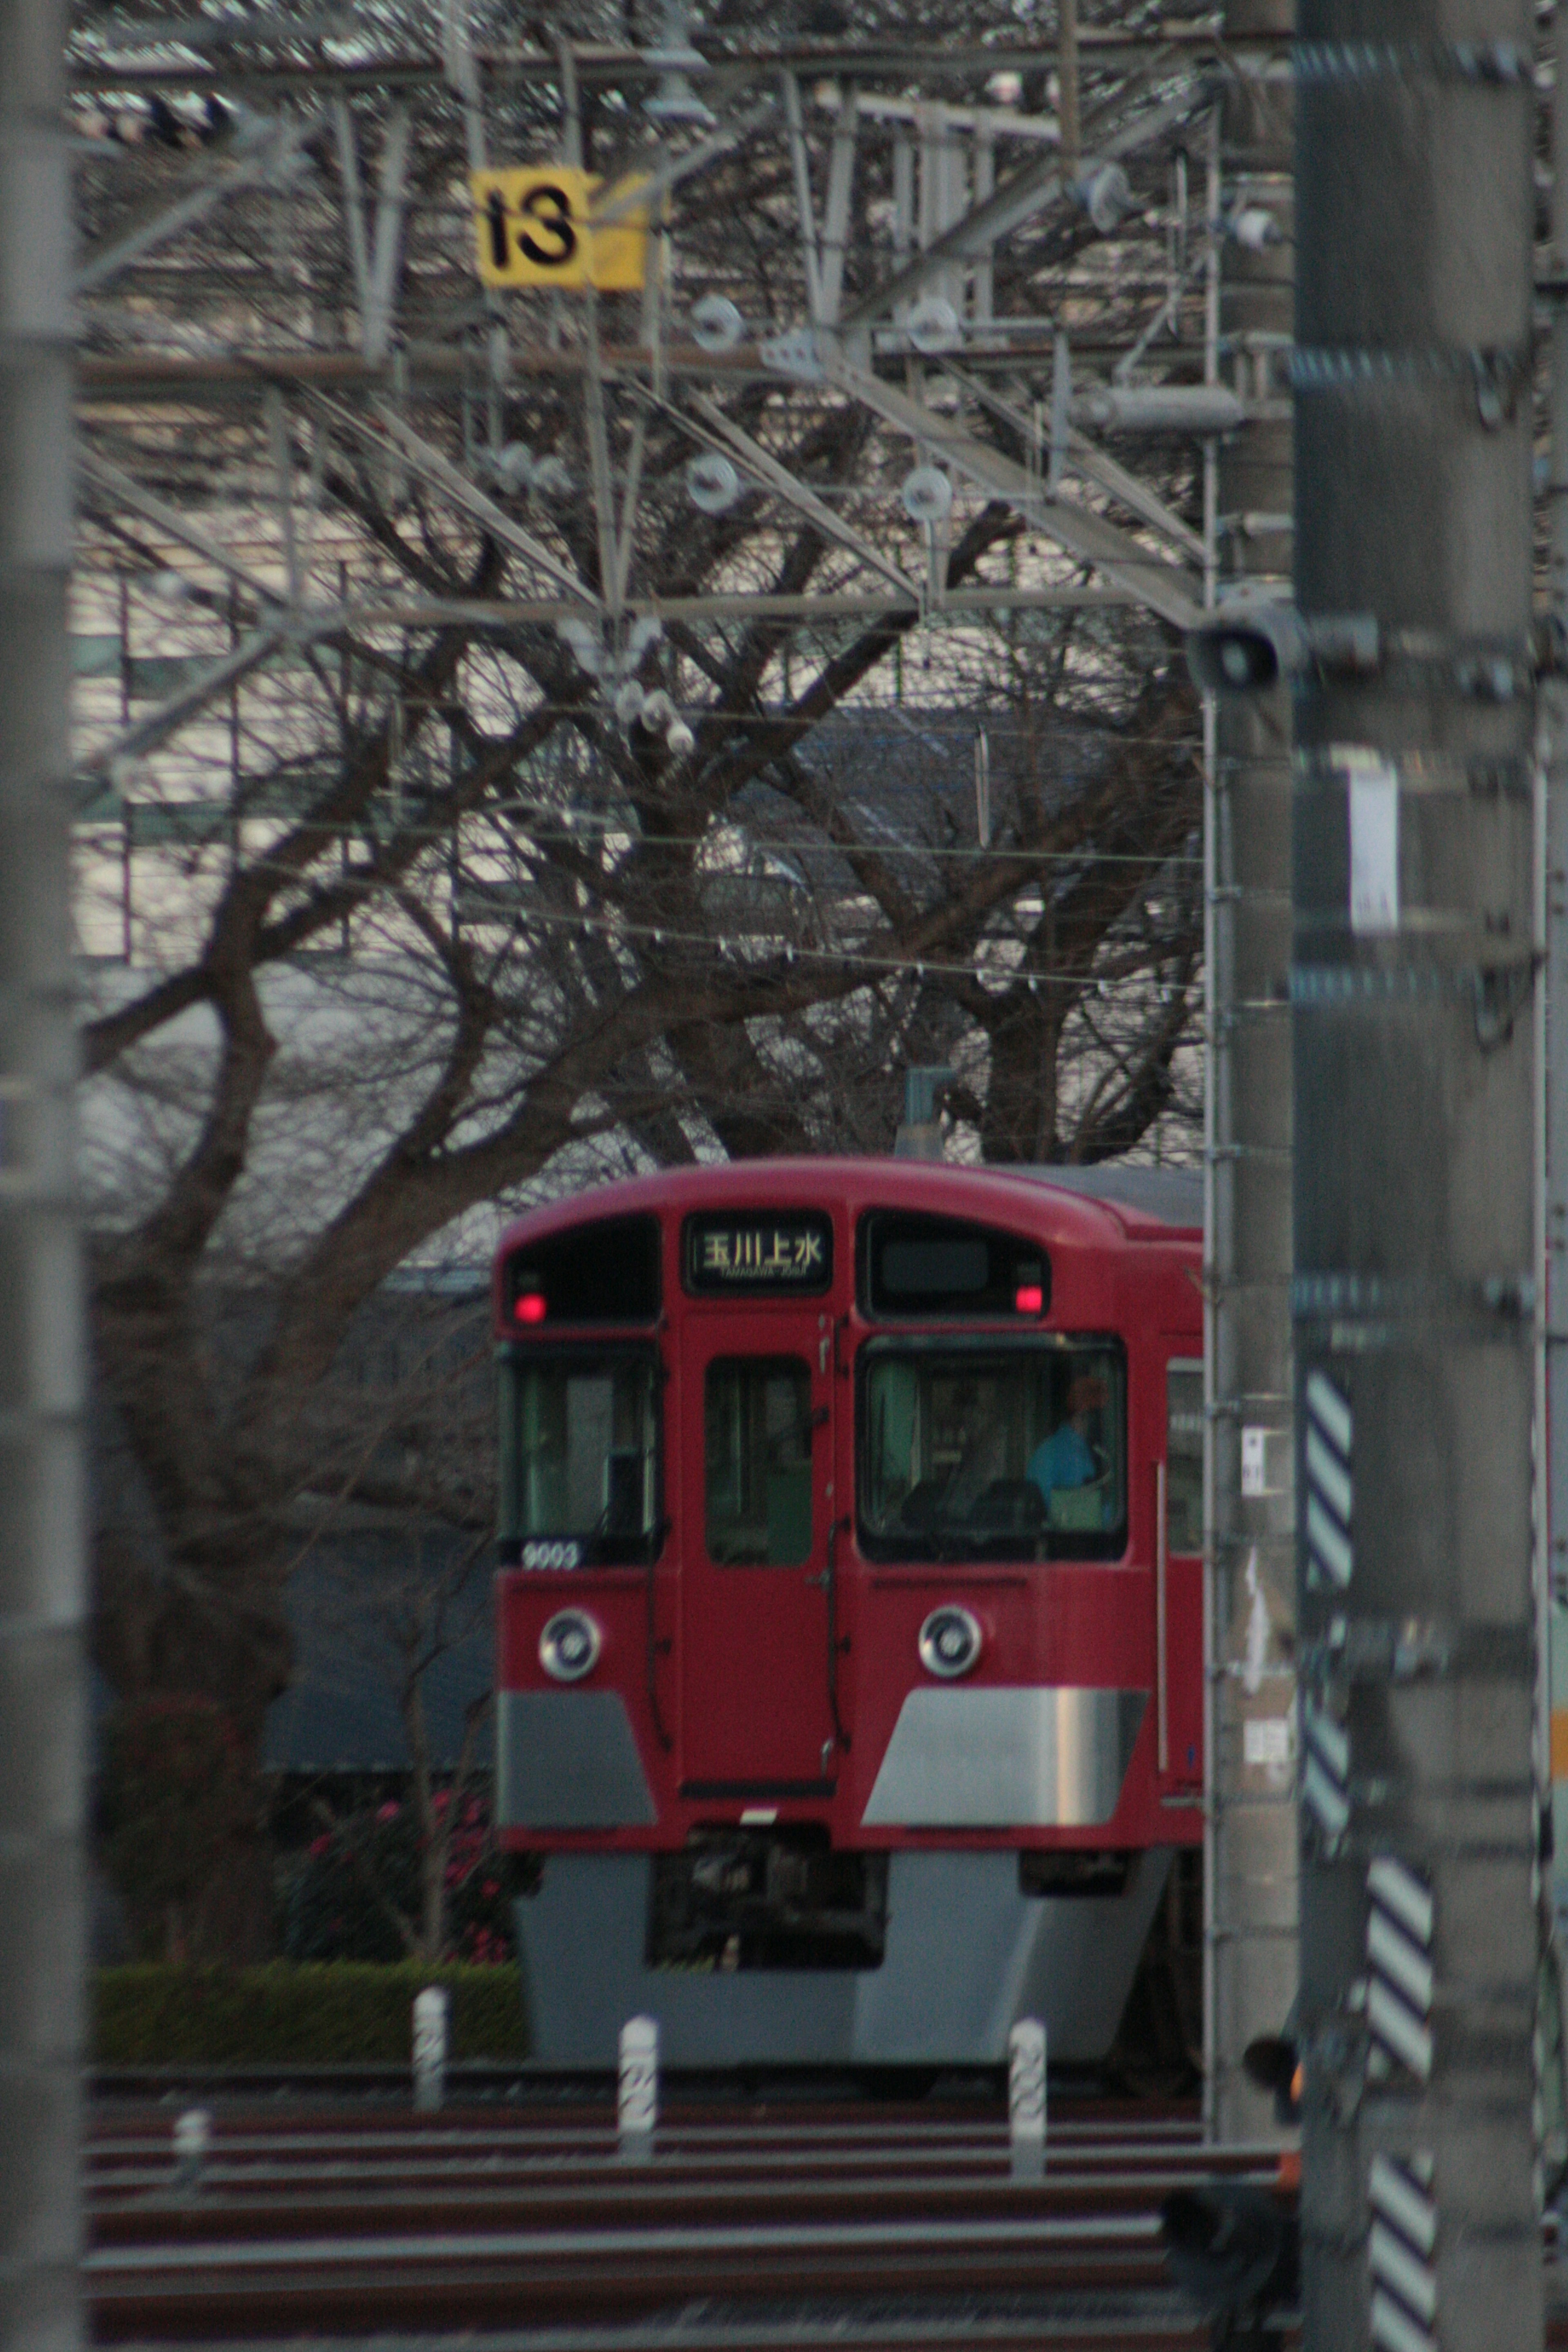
<box><xmin>521</xmin><ymin>1539</ymin><xmax>583</xmax><ymax>1572</ymax></box>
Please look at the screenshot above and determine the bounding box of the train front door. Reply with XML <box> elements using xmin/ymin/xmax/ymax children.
<box><xmin>678</xmin><ymin>1310</ymin><xmax>839</xmax><ymax>1793</ymax></box>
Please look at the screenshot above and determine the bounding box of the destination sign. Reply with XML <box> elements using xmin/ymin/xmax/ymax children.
<box><xmin>685</xmin><ymin>1212</ymin><xmax>833</xmax><ymax>1296</ymax></box>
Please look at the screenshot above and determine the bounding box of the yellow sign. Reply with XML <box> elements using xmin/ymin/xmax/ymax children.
<box><xmin>470</xmin><ymin>167</ymin><xmax>649</xmax><ymax>292</ymax></box>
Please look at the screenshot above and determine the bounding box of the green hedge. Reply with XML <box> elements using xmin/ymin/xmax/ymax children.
<box><xmin>94</xmin><ymin>1963</ymin><xmax>528</xmax><ymax>2066</ymax></box>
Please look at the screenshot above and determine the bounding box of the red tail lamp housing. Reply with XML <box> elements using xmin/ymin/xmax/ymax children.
<box><xmin>1014</xmin><ymin>1283</ymin><xmax>1045</xmax><ymax>1315</ymax></box>
<box><xmin>514</xmin><ymin>1292</ymin><xmax>548</xmax><ymax>1325</ymax></box>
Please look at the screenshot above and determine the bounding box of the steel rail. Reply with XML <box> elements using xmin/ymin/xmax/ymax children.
<box><xmin>87</xmin><ymin>2149</ymin><xmax>1247</xmax><ymax>2189</ymax></box>
<box><xmin>82</xmin><ymin>2325</ymin><xmax>1212</xmax><ymax>2352</ymax></box>
<box><xmin>83</xmin><ymin>2129</ymin><xmax>1240</xmax><ymax>2155</ymax></box>
<box><xmin>84</xmin><ymin>2130</ymin><xmax>1223</xmax><ymax>2167</ymax></box>
<box><xmin>84</xmin><ymin>2108</ymin><xmax>1208</xmax><ymax>2142</ymax></box>
<box><xmin>86</xmin><ymin>2203</ymin><xmax>1155</xmax><ymax>2263</ymax></box>
<box><xmin>87</xmin><ymin>2168</ymin><xmax>1274</xmax><ymax>2236</ymax></box>
<box><xmin>83</xmin><ymin>2144</ymin><xmax>1265</xmax><ymax>2185</ymax></box>
<box><xmin>84</xmin><ymin>2127</ymin><xmax>1233</xmax><ymax>2169</ymax></box>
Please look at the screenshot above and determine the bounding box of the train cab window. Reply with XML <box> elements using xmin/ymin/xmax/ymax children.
<box><xmin>498</xmin><ymin>1351</ymin><xmax>660</xmax><ymax>1565</ymax></box>
<box><xmin>705</xmin><ymin>1357</ymin><xmax>814</xmax><ymax>1567</ymax></box>
<box><xmin>858</xmin><ymin>1340</ymin><xmax>1127</xmax><ymax>1562</ymax></box>
<box><xmin>1166</xmin><ymin>1360</ymin><xmax>1204</xmax><ymax>1555</ymax></box>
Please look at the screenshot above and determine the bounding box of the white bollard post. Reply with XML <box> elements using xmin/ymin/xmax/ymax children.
<box><xmin>619</xmin><ymin>2013</ymin><xmax>658</xmax><ymax>2161</ymax></box>
<box><xmin>1008</xmin><ymin>2017</ymin><xmax>1047</xmax><ymax>2180</ymax></box>
<box><xmin>412</xmin><ymin>1985</ymin><xmax>449</xmax><ymax>2113</ymax></box>
<box><xmin>172</xmin><ymin>2107</ymin><xmax>211</xmax><ymax>2192</ymax></box>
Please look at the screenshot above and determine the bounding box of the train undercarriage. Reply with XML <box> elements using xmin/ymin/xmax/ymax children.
<box><xmin>514</xmin><ymin>1839</ymin><xmax>1176</xmax><ymax>2069</ymax></box>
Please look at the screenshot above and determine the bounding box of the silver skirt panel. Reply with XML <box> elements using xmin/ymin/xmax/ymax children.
<box><xmin>496</xmin><ymin>1689</ymin><xmax>657</xmax><ymax>1828</ymax></box>
<box><xmin>515</xmin><ymin>1846</ymin><xmax>1173</xmax><ymax>2066</ymax></box>
<box><xmin>861</xmin><ymin>1686</ymin><xmax>1147</xmax><ymax>1827</ymax></box>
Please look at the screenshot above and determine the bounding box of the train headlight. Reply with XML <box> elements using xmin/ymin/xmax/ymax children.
<box><xmin>918</xmin><ymin>1605</ymin><xmax>982</xmax><ymax>1681</ymax></box>
<box><xmin>539</xmin><ymin>1608</ymin><xmax>603</xmax><ymax>1683</ymax></box>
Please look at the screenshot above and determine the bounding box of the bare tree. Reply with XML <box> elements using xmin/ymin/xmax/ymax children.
<box><xmin>288</xmin><ymin>1538</ymin><xmax>497</xmax><ymax>1966</ymax></box>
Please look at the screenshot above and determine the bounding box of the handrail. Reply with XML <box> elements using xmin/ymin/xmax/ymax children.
<box><xmin>645</xmin><ymin>1533</ymin><xmax>673</xmax><ymax>1752</ymax></box>
<box><xmin>826</xmin><ymin>1515</ymin><xmax>851</xmax><ymax>1753</ymax></box>
<box><xmin>1155</xmin><ymin>1460</ymin><xmax>1169</xmax><ymax>1776</ymax></box>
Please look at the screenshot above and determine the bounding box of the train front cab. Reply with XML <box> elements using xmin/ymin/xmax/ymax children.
<box><xmin>494</xmin><ymin>1163</ymin><xmax>1203</xmax><ymax>2069</ymax></box>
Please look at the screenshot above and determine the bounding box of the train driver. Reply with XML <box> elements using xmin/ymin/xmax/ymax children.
<box><xmin>944</xmin><ymin>1414</ymin><xmax>1008</xmax><ymax>1518</ymax></box>
<box><xmin>1027</xmin><ymin>1373</ymin><xmax>1107</xmax><ymax>1507</ymax></box>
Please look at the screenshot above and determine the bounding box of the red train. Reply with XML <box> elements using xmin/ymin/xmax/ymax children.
<box><xmin>494</xmin><ymin>1156</ymin><xmax>1203</xmax><ymax>2067</ymax></box>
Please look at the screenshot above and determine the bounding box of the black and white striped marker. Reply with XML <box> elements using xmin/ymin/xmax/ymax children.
<box><xmin>1303</xmin><ymin>1691</ymin><xmax>1350</xmax><ymax>1852</ymax></box>
<box><xmin>1305</xmin><ymin>1369</ymin><xmax>1353</xmax><ymax>1590</ymax></box>
<box><xmin>1368</xmin><ymin>2148</ymin><xmax>1437</xmax><ymax>2352</ymax></box>
<box><xmin>1366</xmin><ymin>1855</ymin><xmax>1434</xmax><ymax>2082</ymax></box>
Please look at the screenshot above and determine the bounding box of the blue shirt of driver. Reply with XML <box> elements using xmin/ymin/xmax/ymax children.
<box><xmin>1027</xmin><ymin>1421</ymin><xmax>1096</xmax><ymax>1502</ymax></box>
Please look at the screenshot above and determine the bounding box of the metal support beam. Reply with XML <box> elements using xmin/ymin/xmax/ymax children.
<box><xmin>282</xmin><ymin>581</ymin><xmax>1137</xmax><ymax>630</ymax></box>
<box><xmin>76</xmin><ymin>624</ymin><xmax>290</xmax><ymax>780</ymax></box>
<box><xmin>330</xmin><ymin>96</ymin><xmax>372</xmax><ymax>332</ymax></box>
<box><xmin>440</xmin><ymin>0</ymin><xmax>487</xmax><ymax>172</ymax></box>
<box><xmin>1204</xmin><ymin>0</ymin><xmax>1297</xmax><ymax>2145</ymax></box>
<box><xmin>312</xmin><ymin>392</ymin><xmax>602</xmax><ymax>606</ymax></box>
<box><xmin>836</xmin><ymin>78</ymin><xmax>1200</xmax><ymax>333</ymax></box>
<box><xmin>846</xmin><ymin>90</ymin><xmax>1060</xmax><ymax>144</ymax></box>
<box><xmin>1294</xmin><ymin>0</ymin><xmax>1542</xmax><ymax>2339</ymax></box>
<box><xmin>557</xmin><ymin>38</ymin><xmax>581</xmax><ymax>171</ymax></box>
<box><xmin>265</xmin><ymin>384</ymin><xmax>298</xmax><ymax>603</ymax></box>
<box><xmin>972</xmin><ymin>125</ymin><xmax>995</xmax><ymax>324</ymax></box>
<box><xmin>590</xmin><ymin>98</ymin><xmax>777</xmax><ymax>229</ymax></box>
<box><xmin>78</xmin><ymin>448</ymin><xmax>287</xmax><ymax>608</ymax></box>
<box><xmin>1546</xmin><ymin>0</ymin><xmax>1568</xmax><ymax>1960</ymax></box>
<box><xmin>583</xmin><ymin>298</ymin><xmax>621</xmax><ymax>615</ymax></box>
<box><xmin>611</xmin><ymin>405</ymin><xmax>648</xmax><ymax>616</ymax></box>
<box><xmin>828</xmin><ymin>355</ymin><xmax>1203</xmax><ymax>627</ymax></box>
<box><xmin>72</xmin><ymin>112</ymin><xmax>316</xmax><ymax>295</ymax></box>
<box><xmin>679</xmin><ymin>391</ymin><xmax>920</xmax><ymax>605</ymax></box>
<box><xmin>0</xmin><ymin>0</ymin><xmax>87</xmax><ymax>2337</ymax></box>
<box><xmin>362</xmin><ymin>102</ymin><xmax>411</xmax><ymax>366</ymax></box>
<box><xmin>819</xmin><ymin>86</ymin><xmax>859</xmax><ymax>326</ymax></box>
<box><xmin>67</xmin><ymin>28</ymin><xmax>1285</xmax><ymax>96</ymax></box>
<box><xmin>1057</xmin><ymin>0</ymin><xmax>1082</xmax><ymax>178</ymax></box>
<box><xmin>949</xmin><ymin>361</ymin><xmax>1207</xmax><ymax>561</ymax></box>
<box><xmin>782</xmin><ymin>69</ymin><xmax>824</xmax><ymax>326</ymax></box>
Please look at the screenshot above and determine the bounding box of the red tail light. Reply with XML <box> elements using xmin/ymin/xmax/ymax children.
<box><xmin>514</xmin><ymin>1292</ymin><xmax>547</xmax><ymax>1325</ymax></box>
<box><xmin>1014</xmin><ymin>1284</ymin><xmax>1044</xmax><ymax>1315</ymax></box>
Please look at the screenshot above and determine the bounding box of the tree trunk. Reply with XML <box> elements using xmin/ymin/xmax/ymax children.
<box><xmin>978</xmin><ymin>992</ymin><xmax>1067</xmax><ymax>1164</ymax></box>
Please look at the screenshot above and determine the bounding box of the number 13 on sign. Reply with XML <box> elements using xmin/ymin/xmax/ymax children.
<box><xmin>470</xmin><ymin>167</ymin><xmax>649</xmax><ymax>291</ymax></box>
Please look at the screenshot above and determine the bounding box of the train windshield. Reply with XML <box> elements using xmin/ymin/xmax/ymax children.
<box><xmin>497</xmin><ymin>1349</ymin><xmax>660</xmax><ymax>1565</ymax></box>
<box><xmin>858</xmin><ymin>1339</ymin><xmax>1127</xmax><ymax>1562</ymax></box>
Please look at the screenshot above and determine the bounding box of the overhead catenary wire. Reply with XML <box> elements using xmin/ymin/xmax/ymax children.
<box><xmin>432</xmin><ymin>893</ymin><xmax>1200</xmax><ymax>991</ymax></box>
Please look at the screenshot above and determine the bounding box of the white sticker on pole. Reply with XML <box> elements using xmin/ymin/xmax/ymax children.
<box><xmin>1241</xmin><ymin>1426</ymin><xmax>1269</xmax><ymax>1497</ymax></box>
<box><xmin>1338</xmin><ymin>746</ymin><xmax>1399</xmax><ymax>936</ymax></box>
<box><xmin>1244</xmin><ymin>1715</ymin><xmax>1292</xmax><ymax>1768</ymax></box>
<box><xmin>619</xmin><ymin>2013</ymin><xmax>658</xmax><ymax>2156</ymax></box>
<box><xmin>1008</xmin><ymin>2016</ymin><xmax>1047</xmax><ymax>2178</ymax></box>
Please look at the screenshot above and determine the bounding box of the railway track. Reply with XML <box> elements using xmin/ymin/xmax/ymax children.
<box><xmin>82</xmin><ymin>2093</ymin><xmax>1568</xmax><ymax>2348</ymax></box>
<box><xmin>86</xmin><ymin>2095</ymin><xmax>1247</xmax><ymax>2345</ymax></box>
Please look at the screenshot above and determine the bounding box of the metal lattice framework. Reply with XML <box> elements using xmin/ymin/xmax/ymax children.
<box><xmin>68</xmin><ymin>0</ymin><xmax>1285</xmax><ymax>1193</ymax></box>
